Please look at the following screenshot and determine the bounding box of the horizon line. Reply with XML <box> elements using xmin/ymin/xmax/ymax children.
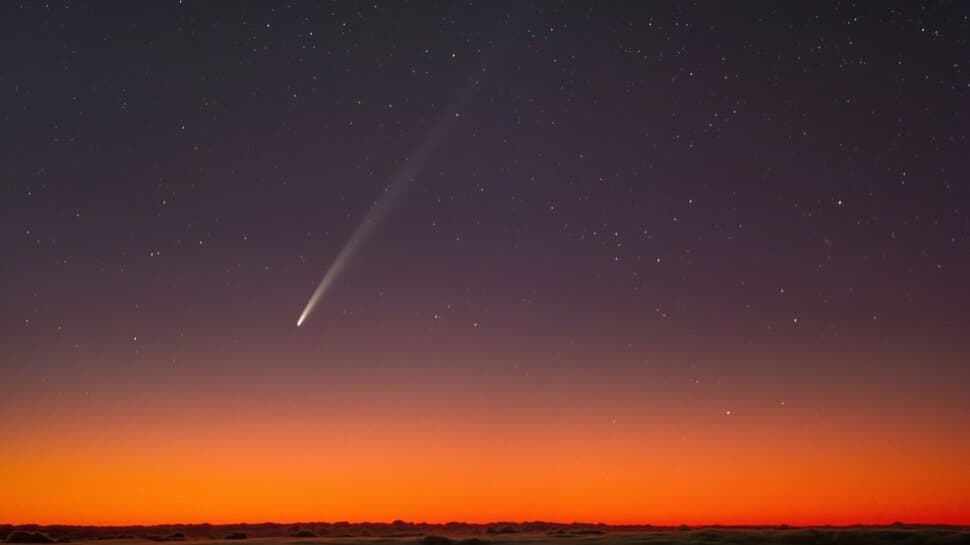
<box><xmin>6</xmin><ymin>520</ymin><xmax>969</xmax><ymax>529</ymax></box>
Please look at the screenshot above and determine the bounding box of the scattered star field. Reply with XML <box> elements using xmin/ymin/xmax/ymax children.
<box><xmin>1</xmin><ymin>0</ymin><xmax>968</xmax><ymax>527</ymax></box>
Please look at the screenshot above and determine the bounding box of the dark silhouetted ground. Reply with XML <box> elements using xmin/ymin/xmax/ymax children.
<box><xmin>3</xmin><ymin>523</ymin><xmax>969</xmax><ymax>545</ymax></box>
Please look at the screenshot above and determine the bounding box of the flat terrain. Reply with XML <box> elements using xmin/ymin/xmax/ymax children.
<box><xmin>4</xmin><ymin>524</ymin><xmax>970</xmax><ymax>545</ymax></box>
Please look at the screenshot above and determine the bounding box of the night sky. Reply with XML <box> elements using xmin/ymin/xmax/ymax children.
<box><xmin>2</xmin><ymin>1</ymin><xmax>969</xmax><ymax>526</ymax></box>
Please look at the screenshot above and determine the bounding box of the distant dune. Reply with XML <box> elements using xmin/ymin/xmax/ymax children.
<box><xmin>3</xmin><ymin>523</ymin><xmax>970</xmax><ymax>545</ymax></box>
<box><xmin>4</xmin><ymin>531</ymin><xmax>55</xmax><ymax>544</ymax></box>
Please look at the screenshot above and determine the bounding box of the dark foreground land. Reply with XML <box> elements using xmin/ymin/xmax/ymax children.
<box><xmin>3</xmin><ymin>523</ymin><xmax>969</xmax><ymax>545</ymax></box>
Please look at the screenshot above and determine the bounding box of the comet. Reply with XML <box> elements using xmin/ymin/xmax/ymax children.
<box><xmin>296</xmin><ymin>60</ymin><xmax>488</xmax><ymax>327</ymax></box>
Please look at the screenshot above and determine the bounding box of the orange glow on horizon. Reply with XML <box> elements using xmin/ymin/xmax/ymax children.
<box><xmin>3</xmin><ymin>385</ymin><xmax>968</xmax><ymax>527</ymax></box>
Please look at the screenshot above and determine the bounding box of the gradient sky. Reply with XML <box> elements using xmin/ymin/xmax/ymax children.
<box><xmin>2</xmin><ymin>1</ymin><xmax>969</xmax><ymax>526</ymax></box>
